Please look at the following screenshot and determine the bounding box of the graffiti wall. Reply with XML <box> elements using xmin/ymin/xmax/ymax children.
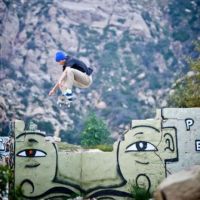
<box><xmin>161</xmin><ymin>108</ymin><xmax>200</xmax><ymax>174</ymax></box>
<box><xmin>14</xmin><ymin>108</ymin><xmax>200</xmax><ymax>199</ymax></box>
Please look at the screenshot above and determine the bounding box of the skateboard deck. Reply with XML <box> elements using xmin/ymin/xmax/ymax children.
<box><xmin>57</xmin><ymin>95</ymin><xmax>73</xmax><ymax>108</ymax></box>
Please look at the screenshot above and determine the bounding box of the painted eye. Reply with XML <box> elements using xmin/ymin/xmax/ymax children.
<box><xmin>35</xmin><ymin>151</ymin><xmax>46</xmax><ymax>157</ymax></box>
<box><xmin>17</xmin><ymin>151</ymin><xmax>26</xmax><ymax>157</ymax></box>
<box><xmin>17</xmin><ymin>149</ymin><xmax>46</xmax><ymax>157</ymax></box>
<box><xmin>126</xmin><ymin>141</ymin><xmax>157</xmax><ymax>152</ymax></box>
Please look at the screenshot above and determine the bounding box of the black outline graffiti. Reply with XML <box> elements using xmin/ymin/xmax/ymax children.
<box><xmin>53</xmin><ymin>141</ymin><xmax>127</xmax><ymax>197</ymax></box>
<box><xmin>25</xmin><ymin>163</ymin><xmax>40</xmax><ymax>168</ymax></box>
<box><xmin>52</xmin><ymin>142</ymin><xmax>84</xmax><ymax>194</ymax></box>
<box><xmin>116</xmin><ymin>141</ymin><xmax>127</xmax><ymax>183</ymax></box>
<box><xmin>20</xmin><ymin>179</ymin><xmax>34</xmax><ymax>194</ymax></box>
<box><xmin>15</xmin><ymin>122</ymin><xmax>179</xmax><ymax>199</ymax></box>
<box><xmin>16</xmin><ymin>149</ymin><xmax>47</xmax><ymax>157</ymax></box>
<box><xmin>131</xmin><ymin>125</ymin><xmax>160</xmax><ymax>133</ymax></box>
<box><xmin>16</xmin><ymin>131</ymin><xmax>46</xmax><ymax>139</ymax></box>
<box><xmin>195</xmin><ymin>140</ymin><xmax>200</xmax><ymax>152</ymax></box>
<box><xmin>16</xmin><ymin>133</ymin><xmax>128</xmax><ymax>199</ymax></box>
<box><xmin>136</xmin><ymin>174</ymin><xmax>151</xmax><ymax>193</ymax></box>
<box><xmin>28</xmin><ymin>139</ymin><xmax>38</xmax><ymax>143</ymax></box>
<box><xmin>125</xmin><ymin>141</ymin><xmax>158</xmax><ymax>152</ymax></box>
<box><xmin>164</xmin><ymin>133</ymin><xmax>175</xmax><ymax>152</ymax></box>
<box><xmin>17</xmin><ymin>134</ymin><xmax>79</xmax><ymax>199</ymax></box>
<box><xmin>98</xmin><ymin>197</ymin><xmax>115</xmax><ymax>200</ymax></box>
<box><xmin>185</xmin><ymin>118</ymin><xmax>194</xmax><ymax>131</ymax></box>
<box><xmin>161</xmin><ymin>108</ymin><xmax>179</xmax><ymax>178</ymax></box>
<box><xmin>136</xmin><ymin>160</ymin><xmax>149</xmax><ymax>165</ymax></box>
<box><xmin>22</xmin><ymin>186</ymin><xmax>78</xmax><ymax>199</ymax></box>
<box><xmin>163</xmin><ymin>128</ymin><xmax>178</xmax><ymax>178</ymax></box>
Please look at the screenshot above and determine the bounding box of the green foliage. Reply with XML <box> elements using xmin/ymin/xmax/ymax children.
<box><xmin>17</xmin><ymin>88</ymin><xmax>30</xmax><ymax>98</ymax></box>
<box><xmin>148</xmin><ymin>74</ymin><xmax>161</xmax><ymax>90</ymax></box>
<box><xmin>0</xmin><ymin>165</ymin><xmax>9</xmax><ymax>196</ymax></box>
<box><xmin>119</xmin><ymin>30</ymin><xmax>132</xmax><ymax>48</ymax></box>
<box><xmin>26</xmin><ymin>31</ymin><xmax>32</xmax><ymax>39</ymax></box>
<box><xmin>57</xmin><ymin>142</ymin><xmax>81</xmax><ymax>151</ymax></box>
<box><xmin>172</xmin><ymin>30</ymin><xmax>190</xmax><ymax>42</ymax></box>
<box><xmin>129</xmin><ymin>182</ymin><xmax>152</xmax><ymax>200</ymax></box>
<box><xmin>141</xmin><ymin>11</ymin><xmax>152</xmax><ymax>23</ymax></box>
<box><xmin>40</xmin><ymin>64</ymin><xmax>48</xmax><ymax>72</ymax></box>
<box><xmin>168</xmin><ymin>1</ymin><xmax>194</xmax><ymax>27</ymax></box>
<box><xmin>117</xmin><ymin>18</ymin><xmax>126</xmax><ymax>24</ymax></box>
<box><xmin>98</xmin><ymin>50</ymin><xmax>120</xmax><ymax>70</ymax></box>
<box><xmin>27</xmin><ymin>38</ymin><xmax>36</xmax><ymax>50</ymax></box>
<box><xmin>35</xmin><ymin>120</ymin><xmax>55</xmax><ymax>136</ymax></box>
<box><xmin>124</xmin><ymin>56</ymin><xmax>134</xmax><ymax>70</ymax></box>
<box><xmin>73</xmin><ymin>24</ymin><xmax>100</xmax><ymax>56</ymax></box>
<box><xmin>83</xmin><ymin>144</ymin><xmax>113</xmax><ymax>152</ymax></box>
<box><xmin>21</xmin><ymin>97</ymin><xmax>29</xmax><ymax>107</ymax></box>
<box><xmin>80</xmin><ymin>113</ymin><xmax>112</xmax><ymax>147</ymax></box>
<box><xmin>0</xmin><ymin>165</ymin><xmax>23</xmax><ymax>200</ymax></box>
<box><xmin>0</xmin><ymin>122</ymin><xmax>10</xmax><ymax>136</ymax></box>
<box><xmin>168</xmin><ymin>42</ymin><xmax>200</xmax><ymax>107</ymax></box>
<box><xmin>103</xmin><ymin>26</ymin><xmax>117</xmax><ymax>38</ymax></box>
<box><xmin>104</xmin><ymin>42</ymin><xmax>118</xmax><ymax>52</ymax></box>
<box><xmin>0</xmin><ymin>58</ymin><xmax>17</xmax><ymax>79</ymax></box>
<box><xmin>42</xmin><ymin>80</ymin><xmax>52</xmax><ymax>89</ymax></box>
<box><xmin>3</xmin><ymin>0</ymin><xmax>11</xmax><ymax>8</ymax></box>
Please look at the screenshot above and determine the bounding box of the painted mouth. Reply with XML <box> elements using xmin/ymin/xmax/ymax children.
<box><xmin>136</xmin><ymin>160</ymin><xmax>149</xmax><ymax>165</ymax></box>
<box><xmin>25</xmin><ymin>163</ymin><xmax>40</xmax><ymax>168</ymax></box>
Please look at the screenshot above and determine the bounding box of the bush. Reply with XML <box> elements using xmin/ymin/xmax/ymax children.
<box><xmin>124</xmin><ymin>56</ymin><xmax>134</xmax><ymax>70</ymax></box>
<box><xmin>80</xmin><ymin>112</ymin><xmax>112</xmax><ymax>147</ymax></box>
<box><xmin>172</xmin><ymin>31</ymin><xmax>190</xmax><ymax>42</ymax></box>
<box><xmin>27</xmin><ymin>38</ymin><xmax>36</xmax><ymax>50</ymax></box>
<box><xmin>35</xmin><ymin>120</ymin><xmax>55</xmax><ymax>136</ymax></box>
<box><xmin>0</xmin><ymin>165</ymin><xmax>23</xmax><ymax>200</ymax></box>
<box><xmin>129</xmin><ymin>182</ymin><xmax>152</xmax><ymax>200</ymax></box>
<box><xmin>168</xmin><ymin>42</ymin><xmax>200</xmax><ymax>107</ymax></box>
<box><xmin>104</xmin><ymin>42</ymin><xmax>118</xmax><ymax>52</ymax></box>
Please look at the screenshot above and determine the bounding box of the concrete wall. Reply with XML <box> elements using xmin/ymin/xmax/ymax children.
<box><xmin>161</xmin><ymin>108</ymin><xmax>200</xmax><ymax>173</ymax></box>
<box><xmin>14</xmin><ymin>108</ymin><xmax>200</xmax><ymax>199</ymax></box>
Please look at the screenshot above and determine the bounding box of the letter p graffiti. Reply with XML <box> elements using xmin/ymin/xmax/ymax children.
<box><xmin>185</xmin><ymin>118</ymin><xmax>194</xmax><ymax>131</ymax></box>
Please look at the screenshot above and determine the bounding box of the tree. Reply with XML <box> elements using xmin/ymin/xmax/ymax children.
<box><xmin>168</xmin><ymin>42</ymin><xmax>200</xmax><ymax>107</ymax></box>
<box><xmin>0</xmin><ymin>165</ymin><xmax>23</xmax><ymax>200</ymax></box>
<box><xmin>80</xmin><ymin>112</ymin><xmax>112</xmax><ymax>147</ymax></box>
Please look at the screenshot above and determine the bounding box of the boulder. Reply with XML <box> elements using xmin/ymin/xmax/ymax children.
<box><xmin>95</xmin><ymin>101</ymin><xmax>107</xmax><ymax>109</ymax></box>
<box><xmin>154</xmin><ymin>165</ymin><xmax>200</xmax><ymax>200</ymax></box>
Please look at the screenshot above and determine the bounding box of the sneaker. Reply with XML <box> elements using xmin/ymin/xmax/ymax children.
<box><xmin>57</xmin><ymin>93</ymin><xmax>75</xmax><ymax>106</ymax></box>
<box><xmin>64</xmin><ymin>92</ymin><xmax>73</xmax><ymax>101</ymax></box>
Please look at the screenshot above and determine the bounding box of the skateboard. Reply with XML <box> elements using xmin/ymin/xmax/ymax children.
<box><xmin>57</xmin><ymin>95</ymin><xmax>74</xmax><ymax>108</ymax></box>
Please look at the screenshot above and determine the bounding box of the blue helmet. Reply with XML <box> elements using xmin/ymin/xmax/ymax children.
<box><xmin>55</xmin><ymin>51</ymin><xmax>67</xmax><ymax>62</ymax></box>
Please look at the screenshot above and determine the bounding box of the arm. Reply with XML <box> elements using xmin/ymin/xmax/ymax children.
<box><xmin>49</xmin><ymin>69</ymin><xmax>68</xmax><ymax>96</ymax></box>
<box><xmin>58</xmin><ymin>69</ymin><xmax>68</xmax><ymax>84</ymax></box>
<box><xmin>48</xmin><ymin>82</ymin><xmax>59</xmax><ymax>96</ymax></box>
<box><xmin>49</xmin><ymin>67</ymin><xmax>69</xmax><ymax>96</ymax></box>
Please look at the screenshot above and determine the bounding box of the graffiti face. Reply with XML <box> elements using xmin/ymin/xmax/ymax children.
<box><xmin>118</xmin><ymin>121</ymin><xmax>177</xmax><ymax>191</ymax></box>
<box><xmin>14</xmin><ymin>119</ymin><xmax>178</xmax><ymax>199</ymax></box>
<box><xmin>15</xmin><ymin>132</ymin><xmax>57</xmax><ymax>197</ymax></box>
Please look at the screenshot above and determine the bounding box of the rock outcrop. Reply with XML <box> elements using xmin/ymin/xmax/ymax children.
<box><xmin>1</xmin><ymin>0</ymin><xmax>199</xmax><ymax>142</ymax></box>
<box><xmin>154</xmin><ymin>165</ymin><xmax>200</xmax><ymax>200</ymax></box>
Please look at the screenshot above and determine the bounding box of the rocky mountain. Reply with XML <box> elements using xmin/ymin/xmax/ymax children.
<box><xmin>1</xmin><ymin>0</ymin><xmax>200</xmax><ymax>143</ymax></box>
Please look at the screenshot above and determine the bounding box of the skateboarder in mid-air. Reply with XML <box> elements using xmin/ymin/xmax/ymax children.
<box><xmin>49</xmin><ymin>51</ymin><xmax>93</xmax><ymax>105</ymax></box>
